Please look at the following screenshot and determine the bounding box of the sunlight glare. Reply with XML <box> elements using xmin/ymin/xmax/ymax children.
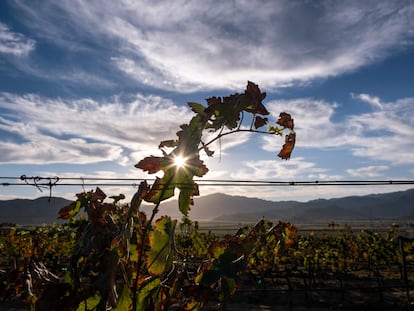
<box><xmin>173</xmin><ymin>155</ymin><xmax>186</xmax><ymax>168</ymax></box>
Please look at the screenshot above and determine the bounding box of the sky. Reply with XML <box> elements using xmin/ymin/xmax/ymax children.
<box><xmin>0</xmin><ymin>0</ymin><xmax>414</xmax><ymax>204</ymax></box>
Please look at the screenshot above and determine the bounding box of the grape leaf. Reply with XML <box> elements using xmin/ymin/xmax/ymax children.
<box><xmin>112</xmin><ymin>286</ymin><xmax>133</xmax><ymax>311</ymax></box>
<box><xmin>143</xmin><ymin>177</ymin><xmax>175</xmax><ymax>203</ymax></box>
<box><xmin>146</xmin><ymin>216</ymin><xmax>177</xmax><ymax>276</ymax></box>
<box><xmin>137</xmin><ymin>277</ymin><xmax>161</xmax><ymax>311</ymax></box>
<box><xmin>188</xmin><ymin>102</ymin><xmax>207</xmax><ymax>116</ymax></box>
<box><xmin>58</xmin><ymin>200</ymin><xmax>81</xmax><ymax>219</ymax></box>
<box><xmin>135</xmin><ymin>156</ymin><xmax>164</xmax><ymax>174</ymax></box>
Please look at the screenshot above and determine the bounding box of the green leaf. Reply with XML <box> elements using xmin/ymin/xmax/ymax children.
<box><xmin>178</xmin><ymin>187</ymin><xmax>194</xmax><ymax>216</ymax></box>
<box><xmin>137</xmin><ymin>277</ymin><xmax>161</xmax><ymax>311</ymax></box>
<box><xmin>76</xmin><ymin>292</ymin><xmax>101</xmax><ymax>311</ymax></box>
<box><xmin>113</xmin><ymin>286</ymin><xmax>133</xmax><ymax>311</ymax></box>
<box><xmin>209</xmin><ymin>240</ymin><xmax>227</xmax><ymax>259</ymax></box>
<box><xmin>195</xmin><ymin>262</ymin><xmax>221</xmax><ymax>286</ymax></box>
<box><xmin>143</xmin><ymin>176</ymin><xmax>175</xmax><ymax>204</ymax></box>
<box><xmin>268</xmin><ymin>125</ymin><xmax>283</xmax><ymax>135</ymax></box>
<box><xmin>188</xmin><ymin>102</ymin><xmax>206</xmax><ymax>116</ymax></box>
<box><xmin>146</xmin><ymin>216</ymin><xmax>177</xmax><ymax>275</ymax></box>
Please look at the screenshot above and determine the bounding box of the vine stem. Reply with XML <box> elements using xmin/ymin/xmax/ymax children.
<box><xmin>131</xmin><ymin>174</ymin><xmax>174</xmax><ymax>311</ymax></box>
<box><xmin>131</xmin><ymin>200</ymin><xmax>160</xmax><ymax>311</ymax></box>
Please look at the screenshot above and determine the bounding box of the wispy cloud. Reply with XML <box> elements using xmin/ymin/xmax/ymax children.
<box><xmin>0</xmin><ymin>92</ymin><xmax>255</xmax><ymax>166</ymax></box>
<box><xmin>351</xmin><ymin>93</ymin><xmax>383</xmax><ymax>110</ymax></box>
<box><xmin>0</xmin><ymin>93</ymin><xmax>191</xmax><ymax>164</ymax></box>
<box><xmin>0</xmin><ymin>22</ymin><xmax>35</xmax><ymax>56</ymax></box>
<box><xmin>230</xmin><ymin>157</ymin><xmax>335</xmax><ymax>181</ymax></box>
<box><xmin>265</xmin><ymin>94</ymin><xmax>414</xmax><ymax>166</ymax></box>
<box><xmin>10</xmin><ymin>1</ymin><xmax>414</xmax><ymax>92</ymax></box>
<box><xmin>347</xmin><ymin>165</ymin><xmax>389</xmax><ymax>177</ymax></box>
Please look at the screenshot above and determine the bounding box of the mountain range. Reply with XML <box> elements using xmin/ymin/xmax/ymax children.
<box><xmin>1</xmin><ymin>188</ymin><xmax>414</xmax><ymax>225</ymax></box>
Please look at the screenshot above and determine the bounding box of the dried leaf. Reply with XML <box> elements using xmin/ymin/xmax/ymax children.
<box><xmin>278</xmin><ymin>131</ymin><xmax>296</xmax><ymax>160</ymax></box>
<box><xmin>277</xmin><ymin>112</ymin><xmax>294</xmax><ymax>129</ymax></box>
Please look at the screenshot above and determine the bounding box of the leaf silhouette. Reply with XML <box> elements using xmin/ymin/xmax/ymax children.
<box><xmin>254</xmin><ymin>116</ymin><xmax>268</xmax><ymax>129</ymax></box>
<box><xmin>243</xmin><ymin>81</ymin><xmax>269</xmax><ymax>115</ymax></box>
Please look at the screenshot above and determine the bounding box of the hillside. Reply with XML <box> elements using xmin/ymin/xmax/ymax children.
<box><xmin>0</xmin><ymin>197</ymin><xmax>72</xmax><ymax>225</ymax></box>
<box><xmin>154</xmin><ymin>189</ymin><xmax>414</xmax><ymax>222</ymax></box>
<box><xmin>1</xmin><ymin>189</ymin><xmax>414</xmax><ymax>225</ymax></box>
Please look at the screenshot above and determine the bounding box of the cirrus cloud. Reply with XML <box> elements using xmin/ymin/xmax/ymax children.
<box><xmin>0</xmin><ymin>22</ymin><xmax>35</xmax><ymax>56</ymax></box>
<box><xmin>9</xmin><ymin>0</ymin><xmax>414</xmax><ymax>92</ymax></box>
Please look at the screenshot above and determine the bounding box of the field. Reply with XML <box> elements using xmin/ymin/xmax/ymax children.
<box><xmin>196</xmin><ymin>220</ymin><xmax>414</xmax><ymax>310</ymax></box>
<box><xmin>2</xmin><ymin>219</ymin><xmax>414</xmax><ymax>310</ymax></box>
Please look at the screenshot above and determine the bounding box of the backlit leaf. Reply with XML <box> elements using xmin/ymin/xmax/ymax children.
<box><xmin>58</xmin><ymin>200</ymin><xmax>81</xmax><ymax>219</ymax></box>
<box><xmin>178</xmin><ymin>187</ymin><xmax>195</xmax><ymax>216</ymax></box>
<box><xmin>143</xmin><ymin>177</ymin><xmax>175</xmax><ymax>203</ymax></box>
<box><xmin>146</xmin><ymin>216</ymin><xmax>177</xmax><ymax>275</ymax></box>
<box><xmin>135</xmin><ymin>156</ymin><xmax>164</xmax><ymax>174</ymax></box>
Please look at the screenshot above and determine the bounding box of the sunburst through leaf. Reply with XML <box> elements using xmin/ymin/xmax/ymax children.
<box><xmin>173</xmin><ymin>155</ymin><xmax>187</xmax><ymax>168</ymax></box>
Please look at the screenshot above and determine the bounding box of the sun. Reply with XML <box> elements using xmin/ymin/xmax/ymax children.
<box><xmin>173</xmin><ymin>155</ymin><xmax>187</xmax><ymax>168</ymax></box>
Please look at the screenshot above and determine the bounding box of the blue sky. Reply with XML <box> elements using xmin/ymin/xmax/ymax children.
<box><xmin>0</xmin><ymin>1</ymin><xmax>414</xmax><ymax>203</ymax></box>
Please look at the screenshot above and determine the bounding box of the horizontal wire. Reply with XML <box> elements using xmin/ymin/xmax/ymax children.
<box><xmin>1</xmin><ymin>176</ymin><xmax>414</xmax><ymax>187</ymax></box>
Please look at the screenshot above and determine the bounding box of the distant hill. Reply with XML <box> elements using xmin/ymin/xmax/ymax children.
<box><xmin>0</xmin><ymin>197</ymin><xmax>72</xmax><ymax>225</ymax></box>
<box><xmin>143</xmin><ymin>189</ymin><xmax>414</xmax><ymax>222</ymax></box>
<box><xmin>1</xmin><ymin>189</ymin><xmax>414</xmax><ymax>225</ymax></box>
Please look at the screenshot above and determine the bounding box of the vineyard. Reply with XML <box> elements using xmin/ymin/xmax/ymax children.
<box><xmin>1</xmin><ymin>82</ymin><xmax>412</xmax><ymax>311</ymax></box>
<box><xmin>2</xmin><ymin>217</ymin><xmax>414</xmax><ymax>310</ymax></box>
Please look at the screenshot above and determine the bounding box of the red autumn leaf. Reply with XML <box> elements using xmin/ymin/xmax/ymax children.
<box><xmin>278</xmin><ymin>131</ymin><xmax>296</xmax><ymax>160</ymax></box>
<box><xmin>277</xmin><ymin>112</ymin><xmax>294</xmax><ymax>129</ymax></box>
<box><xmin>135</xmin><ymin>156</ymin><xmax>164</xmax><ymax>174</ymax></box>
<box><xmin>254</xmin><ymin>116</ymin><xmax>268</xmax><ymax>129</ymax></box>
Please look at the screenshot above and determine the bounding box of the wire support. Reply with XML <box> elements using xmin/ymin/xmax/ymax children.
<box><xmin>1</xmin><ymin>176</ymin><xmax>413</xmax><ymax>188</ymax></box>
